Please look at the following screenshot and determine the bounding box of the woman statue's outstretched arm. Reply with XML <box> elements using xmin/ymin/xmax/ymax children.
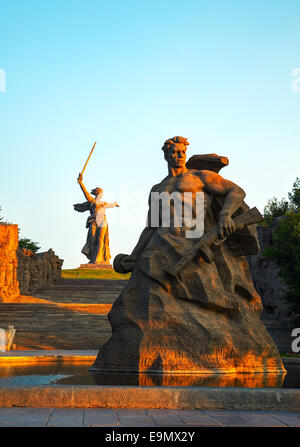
<box><xmin>105</xmin><ymin>201</ymin><xmax>120</xmax><ymax>208</ymax></box>
<box><xmin>77</xmin><ymin>173</ymin><xmax>93</xmax><ymax>202</ymax></box>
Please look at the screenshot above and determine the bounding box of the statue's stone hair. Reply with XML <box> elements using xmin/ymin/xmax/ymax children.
<box><xmin>161</xmin><ymin>136</ymin><xmax>189</xmax><ymax>154</ymax></box>
<box><xmin>91</xmin><ymin>187</ymin><xmax>103</xmax><ymax>196</ymax></box>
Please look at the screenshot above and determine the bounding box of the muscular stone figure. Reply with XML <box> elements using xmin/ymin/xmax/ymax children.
<box><xmin>91</xmin><ymin>136</ymin><xmax>285</xmax><ymax>376</ymax></box>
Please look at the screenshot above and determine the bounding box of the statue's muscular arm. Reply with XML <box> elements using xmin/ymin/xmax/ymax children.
<box><xmin>197</xmin><ymin>170</ymin><xmax>246</xmax><ymax>238</ymax></box>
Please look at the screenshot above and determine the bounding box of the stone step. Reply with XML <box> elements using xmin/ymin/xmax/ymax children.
<box><xmin>0</xmin><ymin>303</ymin><xmax>112</xmax><ymax>350</ymax></box>
<box><xmin>32</xmin><ymin>293</ymin><xmax>119</xmax><ymax>304</ymax></box>
<box><xmin>11</xmin><ymin>332</ymin><xmax>110</xmax><ymax>350</ymax></box>
<box><xmin>31</xmin><ymin>278</ymin><xmax>126</xmax><ymax>304</ymax></box>
<box><xmin>41</xmin><ymin>278</ymin><xmax>127</xmax><ymax>288</ymax></box>
<box><xmin>0</xmin><ymin>279</ymin><xmax>126</xmax><ymax>350</ymax></box>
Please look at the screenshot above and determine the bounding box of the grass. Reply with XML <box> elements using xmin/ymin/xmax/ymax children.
<box><xmin>61</xmin><ymin>268</ymin><xmax>131</xmax><ymax>280</ymax></box>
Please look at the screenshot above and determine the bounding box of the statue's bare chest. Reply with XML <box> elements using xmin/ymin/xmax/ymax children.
<box><xmin>156</xmin><ymin>172</ymin><xmax>205</xmax><ymax>194</ymax></box>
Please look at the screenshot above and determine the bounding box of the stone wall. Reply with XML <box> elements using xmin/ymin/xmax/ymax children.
<box><xmin>17</xmin><ymin>248</ymin><xmax>64</xmax><ymax>295</ymax></box>
<box><xmin>0</xmin><ymin>224</ymin><xmax>20</xmax><ymax>302</ymax></box>
<box><xmin>0</xmin><ymin>224</ymin><xmax>63</xmax><ymax>299</ymax></box>
<box><xmin>247</xmin><ymin>220</ymin><xmax>293</xmax><ymax>353</ymax></box>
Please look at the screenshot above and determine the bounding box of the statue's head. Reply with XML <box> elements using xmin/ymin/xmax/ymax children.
<box><xmin>161</xmin><ymin>136</ymin><xmax>189</xmax><ymax>169</ymax></box>
<box><xmin>91</xmin><ymin>187</ymin><xmax>103</xmax><ymax>198</ymax></box>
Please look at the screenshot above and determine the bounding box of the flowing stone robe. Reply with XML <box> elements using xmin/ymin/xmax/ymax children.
<box><xmin>74</xmin><ymin>200</ymin><xmax>111</xmax><ymax>264</ymax></box>
<box><xmin>92</xmin><ymin>156</ymin><xmax>285</xmax><ymax>375</ymax></box>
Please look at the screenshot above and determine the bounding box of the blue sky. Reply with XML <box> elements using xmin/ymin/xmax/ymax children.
<box><xmin>0</xmin><ymin>0</ymin><xmax>299</xmax><ymax>268</ymax></box>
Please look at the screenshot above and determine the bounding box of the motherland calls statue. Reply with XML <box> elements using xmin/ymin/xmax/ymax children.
<box><xmin>74</xmin><ymin>174</ymin><xmax>119</xmax><ymax>265</ymax></box>
<box><xmin>73</xmin><ymin>143</ymin><xmax>119</xmax><ymax>266</ymax></box>
<box><xmin>91</xmin><ymin>136</ymin><xmax>286</xmax><ymax>375</ymax></box>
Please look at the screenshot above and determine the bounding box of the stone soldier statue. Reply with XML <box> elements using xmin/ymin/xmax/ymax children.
<box><xmin>91</xmin><ymin>136</ymin><xmax>285</xmax><ymax>377</ymax></box>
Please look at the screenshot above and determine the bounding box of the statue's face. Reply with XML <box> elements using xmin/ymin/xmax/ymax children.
<box><xmin>166</xmin><ymin>143</ymin><xmax>187</xmax><ymax>169</ymax></box>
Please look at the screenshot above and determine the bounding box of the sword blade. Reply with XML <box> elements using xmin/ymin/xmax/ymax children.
<box><xmin>81</xmin><ymin>141</ymin><xmax>97</xmax><ymax>176</ymax></box>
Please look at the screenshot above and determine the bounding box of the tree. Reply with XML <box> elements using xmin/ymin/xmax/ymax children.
<box><xmin>261</xmin><ymin>177</ymin><xmax>299</xmax><ymax>226</ymax></box>
<box><xmin>288</xmin><ymin>177</ymin><xmax>300</xmax><ymax>209</ymax></box>
<box><xmin>261</xmin><ymin>197</ymin><xmax>290</xmax><ymax>226</ymax></box>
<box><xmin>263</xmin><ymin>210</ymin><xmax>300</xmax><ymax>324</ymax></box>
<box><xmin>18</xmin><ymin>237</ymin><xmax>41</xmax><ymax>254</ymax></box>
<box><xmin>262</xmin><ymin>178</ymin><xmax>300</xmax><ymax>325</ymax></box>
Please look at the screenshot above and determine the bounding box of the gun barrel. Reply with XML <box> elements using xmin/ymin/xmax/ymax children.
<box><xmin>167</xmin><ymin>207</ymin><xmax>262</xmax><ymax>277</ymax></box>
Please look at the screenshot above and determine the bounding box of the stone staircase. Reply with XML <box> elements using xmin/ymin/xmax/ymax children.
<box><xmin>0</xmin><ymin>279</ymin><xmax>127</xmax><ymax>350</ymax></box>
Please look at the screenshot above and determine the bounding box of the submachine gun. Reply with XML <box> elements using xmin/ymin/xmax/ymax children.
<box><xmin>166</xmin><ymin>207</ymin><xmax>263</xmax><ymax>277</ymax></box>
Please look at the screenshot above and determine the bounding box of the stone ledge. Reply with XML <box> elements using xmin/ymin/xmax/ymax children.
<box><xmin>0</xmin><ymin>386</ymin><xmax>299</xmax><ymax>410</ymax></box>
<box><xmin>78</xmin><ymin>264</ymin><xmax>113</xmax><ymax>269</ymax></box>
<box><xmin>0</xmin><ymin>350</ymin><xmax>98</xmax><ymax>363</ymax></box>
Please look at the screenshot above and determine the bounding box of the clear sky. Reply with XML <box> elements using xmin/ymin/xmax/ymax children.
<box><xmin>0</xmin><ymin>0</ymin><xmax>299</xmax><ymax>268</ymax></box>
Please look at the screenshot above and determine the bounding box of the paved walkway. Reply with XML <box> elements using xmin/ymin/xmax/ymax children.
<box><xmin>0</xmin><ymin>408</ymin><xmax>299</xmax><ymax>427</ymax></box>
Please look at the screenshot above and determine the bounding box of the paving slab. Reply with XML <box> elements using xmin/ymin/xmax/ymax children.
<box><xmin>271</xmin><ymin>412</ymin><xmax>300</xmax><ymax>426</ymax></box>
<box><xmin>117</xmin><ymin>409</ymin><xmax>148</xmax><ymax>416</ymax></box>
<box><xmin>84</xmin><ymin>408</ymin><xmax>117</xmax><ymax>416</ymax></box>
<box><xmin>204</xmin><ymin>410</ymin><xmax>289</xmax><ymax>426</ymax></box>
<box><xmin>147</xmin><ymin>408</ymin><xmax>220</xmax><ymax>426</ymax></box>
<box><xmin>0</xmin><ymin>407</ymin><xmax>50</xmax><ymax>426</ymax></box>
<box><xmin>46</xmin><ymin>408</ymin><xmax>84</xmax><ymax>426</ymax></box>
<box><xmin>175</xmin><ymin>410</ymin><xmax>224</xmax><ymax>426</ymax></box>
<box><xmin>205</xmin><ymin>413</ymin><xmax>257</xmax><ymax>426</ymax></box>
<box><xmin>84</xmin><ymin>409</ymin><xmax>119</xmax><ymax>426</ymax></box>
<box><xmin>151</xmin><ymin>414</ymin><xmax>186</xmax><ymax>426</ymax></box>
<box><xmin>118</xmin><ymin>416</ymin><xmax>156</xmax><ymax>427</ymax></box>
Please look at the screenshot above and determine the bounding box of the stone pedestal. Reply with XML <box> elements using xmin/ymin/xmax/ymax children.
<box><xmin>79</xmin><ymin>263</ymin><xmax>113</xmax><ymax>270</ymax></box>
